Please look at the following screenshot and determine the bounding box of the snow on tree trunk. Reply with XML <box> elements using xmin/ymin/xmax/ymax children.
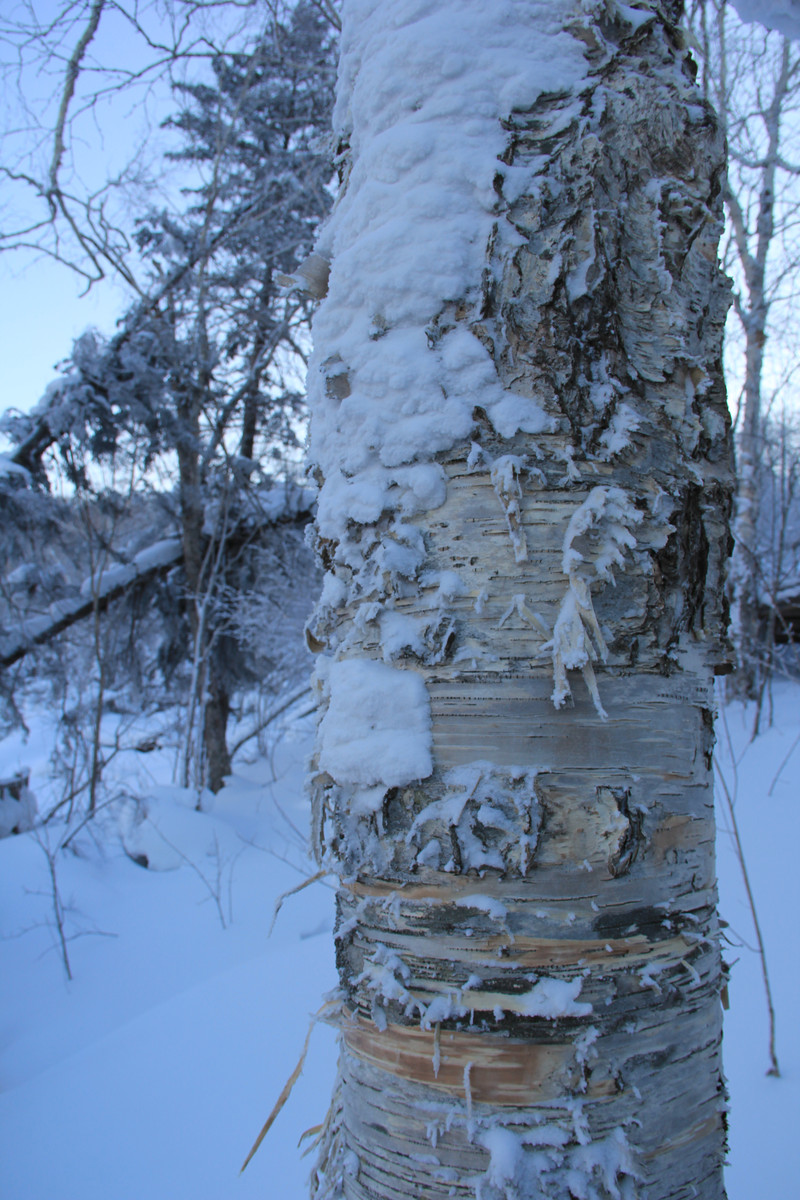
<box><xmin>306</xmin><ymin>2</ymin><xmax>733</xmax><ymax>1198</ymax></box>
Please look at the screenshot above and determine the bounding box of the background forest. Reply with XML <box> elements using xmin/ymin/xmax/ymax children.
<box><xmin>0</xmin><ymin>1</ymin><xmax>798</xmax><ymax>1197</ymax></box>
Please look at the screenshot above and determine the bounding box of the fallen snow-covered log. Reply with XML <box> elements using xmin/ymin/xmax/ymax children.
<box><xmin>0</xmin><ymin>484</ymin><xmax>316</xmax><ymax>670</ymax></box>
<box><xmin>0</xmin><ymin>538</ymin><xmax>183</xmax><ymax>669</ymax></box>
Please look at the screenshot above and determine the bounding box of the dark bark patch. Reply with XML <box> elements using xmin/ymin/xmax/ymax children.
<box><xmin>652</xmin><ymin>483</ymin><xmax>710</xmax><ymax>641</ymax></box>
<box><xmin>606</xmin><ymin>787</ymin><xmax>645</xmax><ymax>878</ymax></box>
<box><xmin>593</xmin><ymin>904</ymin><xmax>667</xmax><ymax>940</ymax></box>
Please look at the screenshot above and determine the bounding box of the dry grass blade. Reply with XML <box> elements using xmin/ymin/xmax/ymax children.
<box><xmin>240</xmin><ymin>1024</ymin><xmax>313</xmax><ymax>1174</ymax></box>
<box><xmin>240</xmin><ymin>999</ymin><xmax>340</xmax><ymax>1174</ymax></box>
<box><xmin>269</xmin><ymin>868</ymin><xmax>329</xmax><ymax>936</ymax></box>
<box><xmin>298</xmin><ymin>1123</ymin><xmax>323</xmax><ymax>1151</ymax></box>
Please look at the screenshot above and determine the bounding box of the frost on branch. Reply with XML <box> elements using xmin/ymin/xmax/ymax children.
<box><xmin>547</xmin><ymin>487</ymin><xmax>643</xmax><ymax>718</ymax></box>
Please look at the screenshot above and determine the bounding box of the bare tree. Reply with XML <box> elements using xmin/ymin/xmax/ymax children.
<box><xmin>0</xmin><ymin>0</ymin><xmax>284</xmax><ymax>287</ymax></box>
<box><xmin>690</xmin><ymin>0</ymin><xmax>800</xmax><ymax>698</ymax></box>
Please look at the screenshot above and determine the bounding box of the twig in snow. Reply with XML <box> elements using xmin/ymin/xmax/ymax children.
<box><xmin>716</xmin><ymin>700</ymin><xmax>780</xmax><ymax>1076</ymax></box>
<box><xmin>229</xmin><ymin>686</ymin><xmax>312</xmax><ymax>757</ymax></box>
<box><xmin>768</xmin><ymin>726</ymin><xmax>800</xmax><ymax>796</ymax></box>
<box><xmin>26</xmin><ymin>824</ymin><xmax>118</xmax><ymax>980</ymax></box>
<box><xmin>147</xmin><ymin>823</ymin><xmax>242</xmax><ymax>929</ymax></box>
<box><xmin>36</xmin><ymin>830</ymin><xmax>73</xmax><ymax>981</ymax></box>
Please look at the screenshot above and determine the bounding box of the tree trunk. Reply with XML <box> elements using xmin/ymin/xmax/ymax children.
<box><xmin>204</xmin><ymin>668</ymin><xmax>232</xmax><ymax>794</ymax></box>
<box><xmin>731</xmin><ymin>310</ymin><xmax>767</xmax><ymax>698</ymax></box>
<box><xmin>176</xmin><ymin>379</ymin><xmax>234</xmax><ymax>795</ymax></box>
<box><xmin>307</xmin><ymin>3</ymin><xmax>733</xmax><ymax>1198</ymax></box>
<box><xmin>704</xmin><ymin>18</ymin><xmax>794</xmax><ymax>700</ymax></box>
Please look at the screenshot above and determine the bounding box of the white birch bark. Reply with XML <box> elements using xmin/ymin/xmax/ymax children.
<box><xmin>306</xmin><ymin>3</ymin><xmax>733</xmax><ymax>1198</ymax></box>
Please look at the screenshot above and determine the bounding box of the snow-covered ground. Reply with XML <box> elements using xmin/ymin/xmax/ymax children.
<box><xmin>0</xmin><ymin>685</ymin><xmax>797</xmax><ymax>1198</ymax></box>
<box><xmin>0</xmin><ymin>709</ymin><xmax>339</xmax><ymax>1200</ymax></box>
<box><xmin>714</xmin><ymin>682</ymin><xmax>800</xmax><ymax>1198</ymax></box>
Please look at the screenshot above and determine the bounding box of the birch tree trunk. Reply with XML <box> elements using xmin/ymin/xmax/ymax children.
<box><xmin>306</xmin><ymin>3</ymin><xmax>733</xmax><ymax>1198</ymax></box>
<box><xmin>693</xmin><ymin>2</ymin><xmax>800</xmax><ymax>704</ymax></box>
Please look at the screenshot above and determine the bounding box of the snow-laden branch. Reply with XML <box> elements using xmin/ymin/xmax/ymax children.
<box><xmin>0</xmin><ymin>538</ymin><xmax>182</xmax><ymax>669</ymax></box>
<box><xmin>0</xmin><ymin>483</ymin><xmax>316</xmax><ymax>669</ymax></box>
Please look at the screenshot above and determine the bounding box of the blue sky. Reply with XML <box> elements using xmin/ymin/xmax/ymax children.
<box><xmin>0</xmin><ymin>254</ymin><xmax>125</xmax><ymax>420</ymax></box>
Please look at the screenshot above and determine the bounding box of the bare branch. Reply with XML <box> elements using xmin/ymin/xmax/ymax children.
<box><xmin>309</xmin><ymin>0</ymin><xmax>341</xmax><ymax>32</ymax></box>
<box><xmin>48</xmin><ymin>0</ymin><xmax>106</xmax><ymax>200</ymax></box>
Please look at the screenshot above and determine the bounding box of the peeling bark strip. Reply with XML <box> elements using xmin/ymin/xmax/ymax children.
<box><xmin>307</xmin><ymin>2</ymin><xmax>732</xmax><ymax>1198</ymax></box>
